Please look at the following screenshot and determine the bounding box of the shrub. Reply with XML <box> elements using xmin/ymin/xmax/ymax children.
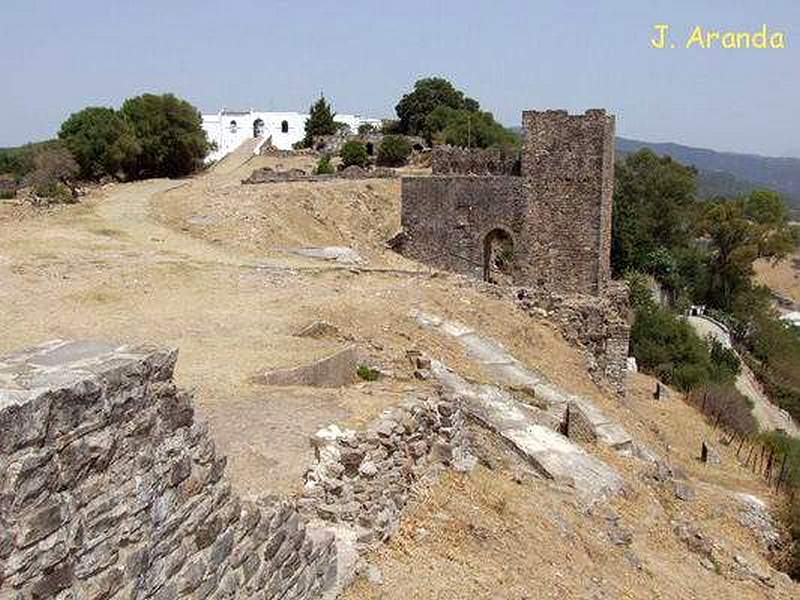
<box><xmin>630</xmin><ymin>303</ymin><xmax>715</xmax><ymax>391</ymax></box>
<box><xmin>357</xmin><ymin>365</ymin><xmax>380</xmax><ymax>381</ymax></box>
<box><xmin>358</xmin><ymin>123</ymin><xmax>377</xmax><ymax>135</ymax></box>
<box><xmin>759</xmin><ymin>432</ymin><xmax>800</xmax><ymax>578</ymax></box>
<box><xmin>340</xmin><ymin>140</ymin><xmax>370</xmax><ymax>168</ymax></box>
<box><xmin>376</xmin><ymin>135</ymin><xmax>412</xmax><ymax>167</ymax></box>
<box><xmin>380</xmin><ymin>119</ymin><xmax>402</xmax><ymax>134</ymax></box>
<box><xmin>120</xmin><ymin>93</ymin><xmax>210</xmax><ymax>178</ymax></box>
<box><xmin>686</xmin><ymin>383</ymin><xmax>758</xmax><ymax>436</ymax></box>
<box><xmin>315</xmin><ymin>154</ymin><xmax>335</xmax><ymax>175</ymax></box>
<box><xmin>58</xmin><ymin>107</ymin><xmax>139</xmax><ymax>180</ymax></box>
<box><xmin>708</xmin><ymin>338</ymin><xmax>741</xmax><ymax>383</ymax></box>
<box><xmin>24</xmin><ymin>145</ymin><xmax>79</xmax><ymax>202</ymax></box>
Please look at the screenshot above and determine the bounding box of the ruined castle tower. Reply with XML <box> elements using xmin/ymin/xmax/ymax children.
<box><xmin>399</xmin><ymin>109</ymin><xmax>616</xmax><ymax>296</ymax></box>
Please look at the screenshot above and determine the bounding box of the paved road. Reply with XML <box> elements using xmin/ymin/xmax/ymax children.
<box><xmin>686</xmin><ymin>315</ymin><xmax>799</xmax><ymax>437</ymax></box>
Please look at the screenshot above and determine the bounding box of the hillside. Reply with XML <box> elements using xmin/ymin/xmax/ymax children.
<box><xmin>617</xmin><ymin>137</ymin><xmax>800</xmax><ymax>212</ymax></box>
<box><xmin>1</xmin><ymin>150</ymin><xmax>799</xmax><ymax>597</ymax></box>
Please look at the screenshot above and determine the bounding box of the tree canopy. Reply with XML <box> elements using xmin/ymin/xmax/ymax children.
<box><xmin>396</xmin><ymin>77</ymin><xmax>478</xmax><ymax>138</ymax></box>
<box><xmin>394</xmin><ymin>77</ymin><xmax>517</xmax><ymax>148</ymax></box>
<box><xmin>58</xmin><ymin>107</ymin><xmax>139</xmax><ymax>179</ymax></box>
<box><xmin>120</xmin><ymin>94</ymin><xmax>210</xmax><ymax>179</ymax></box>
<box><xmin>611</xmin><ymin>149</ymin><xmax>698</xmax><ymax>278</ymax></box>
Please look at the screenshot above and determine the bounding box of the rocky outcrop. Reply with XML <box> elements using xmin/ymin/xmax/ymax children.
<box><xmin>0</xmin><ymin>340</ymin><xmax>336</xmax><ymax>599</ymax></box>
<box><xmin>428</xmin><ymin>360</ymin><xmax>625</xmax><ymax>507</ymax></box>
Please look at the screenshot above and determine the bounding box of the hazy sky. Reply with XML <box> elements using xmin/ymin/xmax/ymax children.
<box><xmin>2</xmin><ymin>1</ymin><xmax>798</xmax><ymax>156</ymax></box>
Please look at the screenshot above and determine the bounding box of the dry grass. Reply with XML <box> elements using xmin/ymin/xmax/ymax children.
<box><xmin>1</xmin><ymin>151</ymin><xmax>798</xmax><ymax>597</ymax></box>
<box><xmin>755</xmin><ymin>252</ymin><xmax>800</xmax><ymax>305</ymax></box>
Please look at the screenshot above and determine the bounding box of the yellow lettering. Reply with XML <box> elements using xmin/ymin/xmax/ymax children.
<box><xmin>651</xmin><ymin>24</ymin><xmax>669</xmax><ymax>48</ymax></box>
<box><xmin>770</xmin><ymin>32</ymin><xmax>786</xmax><ymax>48</ymax></box>
<box><xmin>753</xmin><ymin>24</ymin><xmax>767</xmax><ymax>48</ymax></box>
<box><xmin>686</xmin><ymin>26</ymin><xmax>705</xmax><ymax>48</ymax></box>
<box><xmin>735</xmin><ymin>32</ymin><xmax>750</xmax><ymax>48</ymax></box>
<box><xmin>722</xmin><ymin>33</ymin><xmax>737</xmax><ymax>48</ymax></box>
<box><xmin>708</xmin><ymin>31</ymin><xmax>720</xmax><ymax>47</ymax></box>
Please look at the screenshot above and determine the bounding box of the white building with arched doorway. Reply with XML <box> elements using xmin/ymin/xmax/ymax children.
<box><xmin>201</xmin><ymin>109</ymin><xmax>381</xmax><ymax>161</ymax></box>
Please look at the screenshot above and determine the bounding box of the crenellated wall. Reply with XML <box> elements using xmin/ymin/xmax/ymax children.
<box><xmin>0</xmin><ymin>340</ymin><xmax>336</xmax><ymax>599</ymax></box>
<box><xmin>431</xmin><ymin>146</ymin><xmax>519</xmax><ymax>176</ymax></box>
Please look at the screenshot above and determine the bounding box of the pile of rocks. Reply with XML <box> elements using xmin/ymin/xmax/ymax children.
<box><xmin>299</xmin><ymin>393</ymin><xmax>468</xmax><ymax>543</ymax></box>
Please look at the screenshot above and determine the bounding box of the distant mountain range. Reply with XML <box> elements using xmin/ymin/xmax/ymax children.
<box><xmin>616</xmin><ymin>137</ymin><xmax>800</xmax><ymax>214</ymax></box>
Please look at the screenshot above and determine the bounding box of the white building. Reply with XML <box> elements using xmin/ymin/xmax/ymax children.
<box><xmin>201</xmin><ymin>109</ymin><xmax>381</xmax><ymax>161</ymax></box>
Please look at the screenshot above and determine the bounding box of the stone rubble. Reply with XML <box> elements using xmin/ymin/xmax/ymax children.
<box><xmin>299</xmin><ymin>392</ymin><xmax>470</xmax><ymax>542</ymax></box>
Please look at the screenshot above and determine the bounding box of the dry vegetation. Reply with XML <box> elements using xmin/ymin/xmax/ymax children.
<box><xmin>755</xmin><ymin>251</ymin><xmax>800</xmax><ymax>305</ymax></box>
<box><xmin>1</xmin><ymin>149</ymin><xmax>798</xmax><ymax>597</ymax></box>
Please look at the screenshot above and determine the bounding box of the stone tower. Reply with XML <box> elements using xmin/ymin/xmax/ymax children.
<box><xmin>399</xmin><ymin>108</ymin><xmax>616</xmax><ymax>296</ymax></box>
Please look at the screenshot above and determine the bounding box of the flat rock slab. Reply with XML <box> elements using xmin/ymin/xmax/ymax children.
<box><xmin>0</xmin><ymin>339</ymin><xmax>177</xmax><ymax>411</ymax></box>
<box><xmin>414</xmin><ymin>310</ymin><xmax>633</xmax><ymax>453</ymax></box>
<box><xmin>289</xmin><ymin>247</ymin><xmax>365</xmax><ymax>265</ymax></box>
<box><xmin>259</xmin><ymin>346</ymin><xmax>360</xmax><ymax>388</ymax></box>
<box><xmin>431</xmin><ymin>361</ymin><xmax>624</xmax><ymax>506</ymax></box>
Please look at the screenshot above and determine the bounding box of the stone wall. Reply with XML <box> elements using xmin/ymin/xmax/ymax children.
<box><xmin>431</xmin><ymin>146</ymin><xmax>519</xmax><ymax>176</ymax></box>
<box><xmin>244</xmin><ymin>166</ymin><xmax>396</xmax><ymax>185</ymax></box>
<box><xmin>298</xmin><ymin>392</ymin><xmax>467</xmax><ymax>544</ymax></box>
<box><xmin>0</xmin><ymin>340</ymin><xmax>336</xmax><ymax>599</ymax></box>
<box><xmin>400</xmin><ymin>109</ymin><xmax>615</xmax><ymax>296</ymax></box>
<box><xmin>516</xmin><ymin>282</ymin><xmax>631</xmax><ymax>395</ymax></box>
<box><xmin>400</xmin><ymin>176</ymin><xmax>525</xmax><ymax>280</ymax></box>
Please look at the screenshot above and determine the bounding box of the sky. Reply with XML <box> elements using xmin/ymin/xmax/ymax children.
<box><xmin>1</xmin><ymin>1</ymin><xmax>798</xmax><ymax>156</ymax></box>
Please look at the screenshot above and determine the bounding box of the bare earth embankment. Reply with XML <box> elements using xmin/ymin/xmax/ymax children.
<box><xmin>1</xmin><ymin>151</ymin><xmax>798</xmax><ymax>598</ymax></box>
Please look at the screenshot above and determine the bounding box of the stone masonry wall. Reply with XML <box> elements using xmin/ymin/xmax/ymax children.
<box><xmin>400</xmin><ymin>176</ymin><xmax>525</xmax><ymax>279</ymax></box>
<box><xmin>298</xmin><ymin>392</ymin><xmax>467</xmax><ymax>544</ymax></box>
<box><xmin>516</xmin><ymin>282</ymin><xmax>631</xmax><ymax>395</ymax></box>
<box><xmin>520</xmin><ymin>109</ymin><xmax>615</xmax><ymax>293</ymax></box>
<box><xmin>400</xmin><ymin>109</ymin><xmax>615</xmax><ymax>296</ymax></box>
<box><xmin>431</xmin><ymin>146</ymin><xmax>519</xmax><ymax>176</ymax></box>
<box><xmin>0</xmin><ymin>340</ymin><xmax>336</xmax><ymax>600</ymax></box>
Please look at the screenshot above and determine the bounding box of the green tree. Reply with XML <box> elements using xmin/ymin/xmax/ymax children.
<box><xmin>120</xmin><ymin>93</ymin><xmax>209</xmax><ymax>178</ymax></box>
<box><xmin>611</xmin><ymin>149</ymin><xmax>699</xmax><ymax>278</ymax></box>
<box><xmin>430</xmin><ymin>107</ymin><xmax>519</xmax><ymax>149</ymax></box>
<box><xmin>303</xmin><ymin>95</ymin><xmax>337</xmax><ymax>147</ymax></box>
<box><xmin>340</xmin><ymin>140</ymin><xmax>370</xmax><ymax>168</ymax></box>
<box><xmin>395</xmin><ymin>77</ymin><xmax>478</xmax><ymax>137</ymax></box>
<box><xmin>58</xmin><ymin>107</ymin><xmax>140</xmax><ymax>180</ymax></box>
<box><xmin>701</xmin><ymin>192</ymin><xmax>796</xmax><ymax>310</ymax></box>
<box><xmin>376</xmin><ymin>135</ymin><xmax>412</xmax><ymax>167</ymax></box>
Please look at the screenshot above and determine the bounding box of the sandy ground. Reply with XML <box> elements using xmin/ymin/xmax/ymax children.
<box><xmin>1</xmin><ymin>148</ymin><xmax>798</xmax><ymax>597</ymax></box>
<box><xmin>755</xmin><ymin>252</ymin><xmax>800</xmax><ymax>307</ymax></box>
